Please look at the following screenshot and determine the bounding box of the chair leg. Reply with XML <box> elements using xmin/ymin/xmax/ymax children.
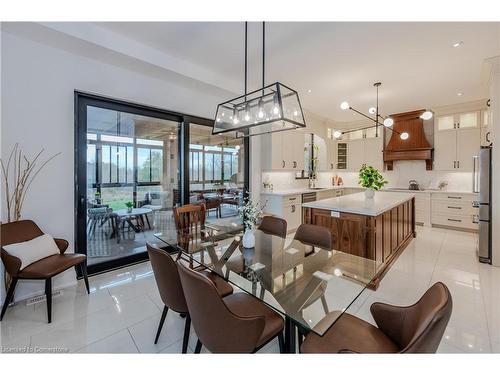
<box><xmin>154</xmin><ymin>306</ymin><xmax>168</xmax><ymax>344</ymax></box>
<box><xmin>80</xmin><ymin>262</ymin><xmax>90</xmax><ymax>294</ymax></box>
<box><xmin>194</xmin><ymin>339</ymin><xmax>202</xmax><ymax>354</ymax></box>
<box><xmin>182</xmin><ymin>314</ymin><xmax>191</xmax><ymax>354</ymax></box>
<box><xmin>0</xmin><ymin>277</ymin><xmax>18</xmax><ymax>321</ymax></box>
<box><xmin>278</xmin><ymin>332</ymin><xmax>285</xmax><ymax>354</ymax></box>
<box><xmin>45</xmin><ymin>278</ymin><xmax>52</xmax><ymax>323</ymax></box>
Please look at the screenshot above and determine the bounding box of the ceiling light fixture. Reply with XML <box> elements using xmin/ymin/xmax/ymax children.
<box><xmin>420</xmin><ymin>111</ymin><xmax>433</xmax><ymax>120</ymax></box>
<box><xmin>457</xmin><ymin>92</ymin><xmax>464</xmax><ymax>96</ymax></box>
<box><xmin>335</xmin><ymin>82</ymin><xmax>407</xmax><ymax>140</ymax></box>
<box><xmin>452</xmin><ymin>41</ymin><xmax>464</xmax><ymax>48</ymax></box>
<box><xmin>213</xmin><ymin>22</ymin><xmax>306</xmax><ymax>138</ymax></box>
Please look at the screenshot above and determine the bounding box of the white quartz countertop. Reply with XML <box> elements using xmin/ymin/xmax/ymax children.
<box><xmin>383</xmin><ymin>188</ymin><xmax>476</xmax><ymax>195</ymax></box>
<box><xmin>302</xmin><ymin>191</ymin><xmax>416</xmax><ymax>217</ymax></box>
<box><xmin>261</xmin><ymin>186</ymin><xmax>361</xmax><ymax>197</ymax></box>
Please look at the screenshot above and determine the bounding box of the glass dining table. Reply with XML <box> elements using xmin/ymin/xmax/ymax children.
<box><xmin>154</xmin><ymin>217</ymin><xmax>383</xmax><ymax>353</ymax></box>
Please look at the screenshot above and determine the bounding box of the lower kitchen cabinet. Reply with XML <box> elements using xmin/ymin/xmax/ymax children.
<box><xmin>260</xmin><ymin>194</ymin><xmax>302</xmax><ymax>233</ymax></box>
<box><xmin>430</xmin><ymin>192</ymin><xmax>478</xmax><ymax>231</ymax></box>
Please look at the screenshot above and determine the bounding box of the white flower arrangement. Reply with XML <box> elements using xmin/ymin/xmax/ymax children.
<box><xmin>237</xmin><ymin>197</ymin><xmax>267</xmax><ymax>230</ymax></box>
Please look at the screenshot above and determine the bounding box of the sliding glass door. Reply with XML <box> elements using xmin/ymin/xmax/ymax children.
<box><xmin>75</xmin><ymin>93</ymin><xmax>182</xmax><ymax>273</ymax></box>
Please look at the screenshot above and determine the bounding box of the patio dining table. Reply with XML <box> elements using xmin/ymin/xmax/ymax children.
<box><xmin>154</xmin><ymin>219</ymin><xmax>382</xmax><ymax>353</ymax></box>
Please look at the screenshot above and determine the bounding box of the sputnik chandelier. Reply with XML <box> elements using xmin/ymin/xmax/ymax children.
<box><xmin>333</xmin><ymin>82</ymin><xmax>433</xmax><ymax>140</ymax></box>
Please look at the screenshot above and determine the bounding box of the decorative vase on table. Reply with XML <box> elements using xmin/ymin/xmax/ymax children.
<box><xmin>242</xmin><ymin>229</ymin><xmax>256</xmax><ymax>248</ymax></box>
<box><xmin>364</xmin><ymin>188</ymin><xmax>375</xmax><ymax>199</ymax></box>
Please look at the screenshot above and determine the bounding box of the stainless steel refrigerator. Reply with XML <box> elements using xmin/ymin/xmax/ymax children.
<box><xmin>473</xmin><ymin>146</ymin><xmax>492</xmax><ymax>264</ymax></box>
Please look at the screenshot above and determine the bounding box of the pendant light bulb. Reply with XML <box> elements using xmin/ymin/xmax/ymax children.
<box><xmin>420</xmin><ymin>111</ymin><xmax>433</xmax><ymax>120</ymax></box>
<box><xmin>340</xmin><ymin>101</ymin><xmax>350</xmax><ymax>110</ymax></box>
<box><xmin>232</xmin><ymin>108</ymin><xmax>239</xmax><ymax>125</ymax></box>
<box><xmin>400</xmin><ymin>132</ymin><xmax>409</xmax><ymax>140</ymax></box>
<box><xmin>333</xmin><ymin>130</ymin><xmax>342</xmax><ymax>139</ymax></box>
<box><xmin>383</xmin><ymin>118</ymin><xmax>394</xmax><ymax>127</ymax></box>
<box><xmin>368</xmin><ymin>107</ymin><xmax>376</xmax><ymax>114</ymax></box>
<box><xmin>257</xmin><ymin>98</ymin><xmax>265</xmax><ymax>119</ymax></box>
<box><xmin>244</xmin><ymin>103</ymin><xmax>250</xmax><ymax>122</ymax></box>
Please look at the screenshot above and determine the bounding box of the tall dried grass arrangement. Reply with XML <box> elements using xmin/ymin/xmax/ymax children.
<box><xmin>1</xmin><ymin>143</ymin><xmax>61</xmax><ymax>222</ymax></box>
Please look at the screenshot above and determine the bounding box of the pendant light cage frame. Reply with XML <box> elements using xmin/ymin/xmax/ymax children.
<box><xmin>213</xmin><ymin>81</ymin><xmax>306</xmax><ymax>138</ymax></box>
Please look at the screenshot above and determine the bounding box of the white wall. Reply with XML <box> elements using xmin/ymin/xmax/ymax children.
<box><xmin>0</xmin><ymin>23</ymin><xmax>4</xmax><ymax>305</ymax></box>
<box><xmin>0</xmin><ymin>30</ymin><xmax>228</xmax><ymax>302</ymax></box>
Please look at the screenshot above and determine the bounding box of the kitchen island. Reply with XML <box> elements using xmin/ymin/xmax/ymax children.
<box><xmin>302</xmin><ymin>191</ymin><xmax>416</xmax><ymax>289</ymax></box>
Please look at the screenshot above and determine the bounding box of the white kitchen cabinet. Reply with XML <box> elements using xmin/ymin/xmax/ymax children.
<box><xmin>336</xmin><ymin>142</ymin><xmax>348</xmax><ymax>170</ymax></box>
<box><xmin>261</xmin><ymin>131</ymin><xmax>305</xmax><ymax>171</ymax></box>
<box><xmin>348</xmin><ymin>139</ymin><xmax>364</xmax><ymax>171</ymax></box>
<box><xmin>430</xmin><ymin>192</ymin><xmax>478</xmax><ymax>231</ymax></box>
<box><xmin>317</xmin><ymin>189</ymin><xmax>336</xmax><ymax>200</ymax></box>
<box><xmin>347</xmin><ymin>135</ymin><xmax>383</xmax><ymax>172</ymax></box>
<box><xmin>260</xmin><ymin>194</ymin><xmax>302</xmax><ymax>232</ymax></box>
<box><xmin>481</xmin><ymin>109</ymin><xmax>492</xmax><ymax>146</ymax></box>
<box><xmin>434</xmin><ymin>111</ymin><xmax>480</xmax><ymax>171</ymax></box>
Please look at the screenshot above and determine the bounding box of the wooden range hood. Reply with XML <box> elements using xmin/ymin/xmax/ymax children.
<box><xmin>384</xmin><ymin>109</ymin><xmax>433</xmax><ymax>170</ymax></box>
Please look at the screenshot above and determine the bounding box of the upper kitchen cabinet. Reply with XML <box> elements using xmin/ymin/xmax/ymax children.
<box><xmin>314</xmin><ymin>134</ymin><xmax>336</xmax><ymax>171</ymax></box>
<box><xmin>347</xmin><ymin>130</ymin><xmax>383</xmax><ymax>172</ymax></box>
<box><xmin>261</xmin><ymin>130</ymin><xmax>305</xmax><ymax>171</ymax></box>
<box><xmin>481</xmin><ymin>108</ymin><xmax>492</xmax><ymax>146</ymax></box>
<box><xmin>434</xmin><ymin>111</ymin><xmax>480</xmax><ymax>171</ymax></box>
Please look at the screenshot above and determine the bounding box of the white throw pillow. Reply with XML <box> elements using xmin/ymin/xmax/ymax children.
<box><xmin>3</xmin><ymin>234</ymin><xmax>61</xmax><ymax>270</ymax></box>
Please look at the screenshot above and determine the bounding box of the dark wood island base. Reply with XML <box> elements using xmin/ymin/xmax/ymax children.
<box><xmin>303</xmin><ymin>197</ymin><xmax>416</xmax><ymax>290</ymax></box>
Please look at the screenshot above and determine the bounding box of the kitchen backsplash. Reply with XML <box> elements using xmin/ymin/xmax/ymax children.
<box><xmin>262</xmin><ymin>160</ymin><xmax>474</xmax><ymax>192</ymax></box>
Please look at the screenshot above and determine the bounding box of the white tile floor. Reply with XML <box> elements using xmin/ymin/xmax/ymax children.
<box><xmin>1</xmin><ymin>226</ymin><xmax>499</xmax><ymax>353</ymax></box>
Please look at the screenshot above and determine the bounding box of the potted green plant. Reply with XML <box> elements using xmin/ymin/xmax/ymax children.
<box><xmin>358</xmin><ymin>164</ymin><xmax>388</xmax><ymax>199</ymax></box>
<box><xmin>125</xmin><ymin>201</ymin><xmax>134</xmax><ymax>213</ymax></box>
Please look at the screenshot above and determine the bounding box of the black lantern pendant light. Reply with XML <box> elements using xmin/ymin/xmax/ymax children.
<box><xmin>212</xmin><ymin>22</ymin><xmax>306</xmax><ymax>138</ymax></box>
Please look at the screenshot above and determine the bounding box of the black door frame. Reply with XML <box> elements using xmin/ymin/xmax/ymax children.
<box><xmin>74</xmin><ymin>91</ymin><xmax>249</xmax><ymax>276</ymax></box>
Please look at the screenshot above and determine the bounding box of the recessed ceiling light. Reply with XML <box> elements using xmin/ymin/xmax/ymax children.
<box><xmin>307</xmin><ymin>89</ymin><xmax>312</xmax><ymax>93</ymax></box>
<box><xmin>452</xmin><ymin>41</ymin><xmax>464</xmax><ymax>48</ymax></box>
<box><xmin>457</xmin><ymin>92</ymin><xmax>464</xmax><ymax>96</ymax></box>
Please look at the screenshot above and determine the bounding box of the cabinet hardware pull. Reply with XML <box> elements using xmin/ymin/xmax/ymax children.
<box><xmin>457</xmin><ymin>160</ymin><xmax>460</xmax><ymax>168</ymax></box>
<box><xmin>293</xmin><ymin>161</ymin><xmax>297</xmax><ymax>168</ymax></box>
<box><xmin>447</xmin><ymin>218</ymin><xmax>462</xmax><ymax>222</ymax></box>
<box><xmin>453</xmin><ymin>161</ymin><xmax>456</xmax><ymax>169</ymax></box>
<box><xmin>447</xmin><ymin>206</ymin><xmax>462</xmax><ymax>209</ymax></box>
<box><xmin>282</xmin><ymin>160</ymin><xmax>285</xmax><ymax>168</ymax></box>
<box><xmin>289</xmin><ymin>197</ymin><xmax>297</xmax><ymax>201</ymax></box>
<box><xmin>448</xmin><ymin>196</ymin><xmax>462</xmax><ymax>199</ymax></box>
<box><xmin>486</xmin><ymin>131</ymin><xmax>491</xmax><ymax>143</ymax></box>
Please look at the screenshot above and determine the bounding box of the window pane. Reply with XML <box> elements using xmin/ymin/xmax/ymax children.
<box><xmin>137</xmin><ymin>148</ymin><xmax>150</xmax><ymax>182</ymax></box>
<box><xmin>101</xmin><ymin>145</ymin><xmax>110</xmax><ymax>183</ymax></box>
<box><xmin>205</xmin><ymin>153</ymin><xmax>214</xmax><ymax>181</ymax></box>
<box><xmin>87</xmin><ymin>144</ymin><xmax>96</xmax><ymax>185</ymax></box>
<box><xmin>117</xmin><ymin>146</ymin><xmax>126</xmax><ymax>183</ymax></box>
<box><xmin>223</xmin><ymin>154</ymin><xmax>232</xmax><ymax>180</ymax></box>
<box><xmin>213</xmin><ymin>154</ymin><xmax>222</xmax><ymax>180</ymax></box>
<box><xmin>151</xmin><ymin>149</ymin><xmax>163</xmax><ymax>182</ymax></box>
<box><xmin>127</xmin><ymin>146</ymin><xmax>134</xmax><ymax>183</ymax></box>
<box><xmin>110</xmin><ymin>146</ymin><xmax>118</xmax><ymax>183</ymax></box>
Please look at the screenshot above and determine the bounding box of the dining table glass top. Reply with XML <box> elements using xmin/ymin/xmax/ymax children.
<box><xmin>154</xmin><ymin>218</ymin><xmax>383</xmax><ymax>336</ymax></box>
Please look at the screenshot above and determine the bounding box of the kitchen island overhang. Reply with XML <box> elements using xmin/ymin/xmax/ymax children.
<box><xmin>302</xmin><ymin>191</ymin><xmax>416</xmax><ymax>290</ymax></box>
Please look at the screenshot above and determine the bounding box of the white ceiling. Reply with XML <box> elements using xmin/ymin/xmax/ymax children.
<box><xmin>94</xmin><ymin>22</ymin><xmax>500</xmax><ymax>122</ymax></box>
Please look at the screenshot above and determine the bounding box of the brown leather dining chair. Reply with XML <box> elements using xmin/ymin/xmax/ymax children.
<box><xmin>294</xmin><ymin>223</ymin><xmax>333</xmax><ymax>251</ymax></box>
<box><xmin>177</xmin><ymin>261</ymin><xmax>285</xmax><ymax>353</ymax></box>
<box><xmin>146</xmin><ymin>243</ymin><xmax>233</xmax><ymax>353</ymax></box>
<box><xmin>300</xmin><ymin>282</ymin><xmax>452</xmax><ymax>353</ymax></box>
<box><xmin>258</xmin><ymin>216</ymin><xmax>288</xmax><ymax>238</ymax></box>
<box><xmin>1</xmin><ymin>220</ymin><xmax>89</xmax><ymax>323</ymax></box>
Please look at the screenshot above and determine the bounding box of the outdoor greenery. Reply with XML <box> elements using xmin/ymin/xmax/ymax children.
<box><xmin>358</xmin><ymin>164</ymin><xmax>388</xmax><ymax>191</ymax></box>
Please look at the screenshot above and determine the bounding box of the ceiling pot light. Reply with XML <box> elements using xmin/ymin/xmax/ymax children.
<box><xmin>333</xmin><ymin>130</ymin><xmax>342</xmax><ymax>139</ymax></box>
<box><xmin>452</xmin><ymin>41</ymin><xmax>464</xmax><ymax>48</ymax></box>
<box><xmin>307</xmin><ymin>89</ymin><xmax>312</xmax><ymax>93</ymax></box>
<box><xmin>340</xmin><ymin>101</ymin><xmax>350</xmax><ymax>110</ymax></box>
<box><xmin>457</xmin><ymin>92</ymin><xmax>463</xmax><ymax>96</ymax></box>
<box><xmin>400</xmin><ymin>132</ymin><xmax>409</xmax><ymax>140</ymax></box>
<box><xmin>383</xmin><ymin>118</ymin><xmax>394</xmax><ymax>127</ymax></box>
<box><xmin>420</xmin><ymin>111</ymin><xmax>433</xmax><ymax>120</ymax></box>
<box><xmin>368</xmin><ymin>107</ymin><xmax>376</xmax><ymax>114</ymax></box>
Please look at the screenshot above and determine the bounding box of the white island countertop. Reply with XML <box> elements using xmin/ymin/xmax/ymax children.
<box><xmin>302</xmin><ymin>191</ymin><xmax>416</xmax><ymax>217</ymax></box>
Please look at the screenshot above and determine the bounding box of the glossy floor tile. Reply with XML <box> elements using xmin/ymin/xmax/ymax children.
<box><xmin>1</xmin><ymin>225</ymin><xmax>499</xmax><ymax>354</ymax></box>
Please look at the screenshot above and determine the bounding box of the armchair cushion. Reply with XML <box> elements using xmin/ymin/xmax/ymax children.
<box><xmin>3</xmin><ymin>234</ymin><xmax>61</xmax><ymax>270</ymax></box>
